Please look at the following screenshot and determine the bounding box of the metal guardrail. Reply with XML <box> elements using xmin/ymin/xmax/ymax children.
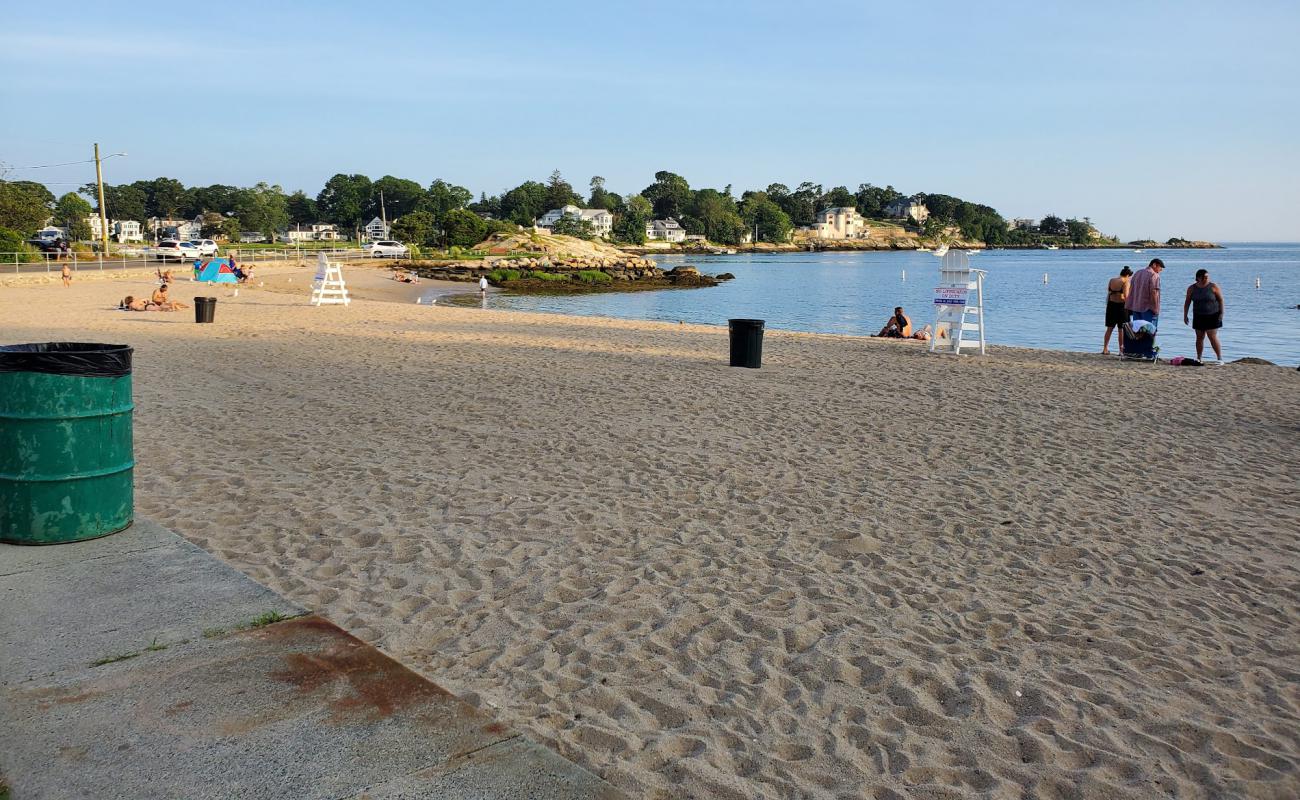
<box><xmin>0</xmin><ymin>245</ymin><xmax>410</xmax><ymax>275</ymax></box>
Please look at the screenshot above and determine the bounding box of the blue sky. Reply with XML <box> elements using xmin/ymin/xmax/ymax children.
<box><xmin>2</xmin><ymin>0</ymin><xmax>1297</xmax><ymax>240</ymax></box>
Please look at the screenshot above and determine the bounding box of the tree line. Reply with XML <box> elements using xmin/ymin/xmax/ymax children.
<box><xmin>0</xmin><ymin>169</ymin><xmax>1109</xmax><ymax>250</ymax></box>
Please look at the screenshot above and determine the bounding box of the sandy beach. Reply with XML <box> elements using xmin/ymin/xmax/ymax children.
<box><xmin>2</xmin><ymin>268</ymin><xmax>1297</xmax><ymax>799</ymax></box>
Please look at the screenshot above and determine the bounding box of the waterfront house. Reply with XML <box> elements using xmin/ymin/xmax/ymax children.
<box><xmin>239</xmin><ymin>231</ymin><xmax>267</xmax><ymax>243</ymax></box>
<box><xmin>646</xmin><ymin>217</ymin><xmax>687</xmax><ymax>243</ymax></box>
<box><xmin>282</xmin><ymin>223</ymin><xmax>341</xmax><ymax>243</ymax></box>
<box><xmin>1007</xmin><ymin>218</ymin><xmax>1036</xmax><ymax>231</ymax></box>
<box><xmin>810</xmin><ymin>207</ymin><xmax>870</xmax><ymax>240</ymax></box>
<box><xmin>883</xmin><ymin>198</ymin><xmax>930</xmax><ymax>225</ymax></box>
<box><xmin>365</xmin><ymin>217</ymin><xmax>390</xmax><ymax>241</ymax></box>
<box><xmin>537</xmin><ymin>205</ymin><xmax>614</xmax><ymax>239</ymax></box>
<box><xmin>147</xmin><ymin>217</ymin><xmax>201</xmax><ymax>242</ymax></box>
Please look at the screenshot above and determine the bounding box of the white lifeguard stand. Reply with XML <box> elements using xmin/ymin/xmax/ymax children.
<box><xmin>929</xmin><ymin>250</ymin><xmax>986</xmax><ymax>355</ymax></box>
<box><xmin>310</xmin><ymin>253</ymin><xmax>350</xmax><ymax>306</ymax></box>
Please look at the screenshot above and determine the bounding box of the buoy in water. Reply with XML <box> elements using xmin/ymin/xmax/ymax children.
<box><xmin>1043</xmin><ymin>273</ymin><xmax>1049</xmax><ymax>284</ymax></box>
<box><xmin>901</xmin><ymin>269</ymin><xmax>906</xmax><ymax>282</ymax></box>
<box><xmin>1255</xmin><ymin>277</ymin><xmax>1261</xmax><ymax>289</ymax></box>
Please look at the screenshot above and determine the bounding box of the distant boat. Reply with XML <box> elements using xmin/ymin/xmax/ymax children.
<box><xmin>1132</xmin><ymin>249</ymin><xmax>1143</xmax><ymax>253</ymax></box>
<box><xmin>933</xmin><ymin>245</ymin><xmax>949</xmax><ymax>257</ymax></box>
<box><xmin>1046</xmin><ymin>245</ymin><xmax>1060</xmax><ymax>250</ymax></box>
<box><xmin>917</xmin><ymin>247</ymin><xmax>931</xmax><ymax>253</ymax></box>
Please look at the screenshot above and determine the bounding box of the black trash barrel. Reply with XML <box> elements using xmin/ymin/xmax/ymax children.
<box><xmin>194</xmin><ymin>296</ymin><xmax>217</xmax><ymax>323</ymax></box>
<box><xmin>728</xmin><ymin>319</ymin><xmax>765</xmax><ymax>368</ymax></box>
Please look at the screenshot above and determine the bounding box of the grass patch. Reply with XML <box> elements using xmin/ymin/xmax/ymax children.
<box><xmin>202</xmin><ymin>627</ymin><xmax>226</xmax><ymax>639</ymax></box>
<box><xmin>1</xmin><ymin>775</ymin><xmax>9</xmax><ymax>800</ymax></box>
<box><xmin>90</xmin><ymin>651</ymin><xmax>141</xmax><ymax>667</ymax></box>
<box><xmin>574</xmin><ymin>269</ymin><xmax>612</xmax><ymax>284</ymax></box>
<box><xmin>245</xmin><ymin>611</ymin><xmax>290</xmax><ymax>628</ymax></box>
<box><xmin>144</xmin><ymin>636</ymin><xmax>168</xmax><ymax>652</ymax></box>
<box><xmin>526</xmin><ymin>270</ymin><xmax>567</xmax><ymax>282</ymax></box>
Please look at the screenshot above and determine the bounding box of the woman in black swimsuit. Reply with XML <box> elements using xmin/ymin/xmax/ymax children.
<box><xmin>1102</xmin><ymin>266</ymin><xmax>1132</xmax><ymax>354</ymax></box>
<box><xmin>1183</xmin><ymin>268</ymin><xmax>1224</xmax><ymax>363</ymax></box>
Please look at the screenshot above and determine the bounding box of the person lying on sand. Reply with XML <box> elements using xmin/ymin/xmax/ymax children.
<box><xmin>151</xmin><ymin>284</ymin><xmax>189</xmax><ymax>311</ymax></box>
<box><xmin>393</xmin><ymin>270</ymin><xmax>415</xmax><ymax>283</ymax></box>
<box><xmin>911</xmin><ymin>324</ymin><xmax>933</xmax><ymax>341</ymax></box>
<box><xmin>119</xmin><ymin>295</ymin><xmax>153</xmax><ymax>311</ymax></box>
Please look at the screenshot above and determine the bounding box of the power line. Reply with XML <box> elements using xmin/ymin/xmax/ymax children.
<box><xmin>9</xmin><ymin>158</ymin><xmax>101</xmax><ymax>170</ymax></box>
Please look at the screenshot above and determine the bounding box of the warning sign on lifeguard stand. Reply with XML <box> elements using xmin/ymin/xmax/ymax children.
<box><xmin>930</xmin><ymin>250</ymin><xmax>986</xmax><ymax>355</ymax></box>
<box><xmin>310</xmin><ymin>253</ymin><xmax>350</xmax><ymax>306</ymax></box>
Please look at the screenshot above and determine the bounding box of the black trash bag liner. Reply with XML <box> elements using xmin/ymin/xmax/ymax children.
<box><xmin>0</xmin><ymin>343</ymin><xmax>132</xmax><ymax>377</ymax></box>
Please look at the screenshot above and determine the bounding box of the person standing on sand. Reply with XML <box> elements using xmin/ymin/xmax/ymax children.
<box><xmin>61</xmin><ymin>262</ymin><xmax>72</xmax><ymax>288</ymax></box>
<box><xmin>1102</xmin><ymin>265</ymin><xmax>1132</xmax><ymax>354</ymax></box>
<box><xmin>1126</xmin><ymin>258</ymin><xmax>1164</xmax><ymax>326</ymax></box>
<box><xmin>1184</xmin><ymin>268</ymin><xmax>1225</xmax><ymax>364</ymax></box>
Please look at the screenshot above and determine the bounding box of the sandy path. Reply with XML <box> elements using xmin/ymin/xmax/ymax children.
<box><xmin>2</xmin><ymin>278</ymin><xmax>1297</xmax><ymax>799</ymax></box>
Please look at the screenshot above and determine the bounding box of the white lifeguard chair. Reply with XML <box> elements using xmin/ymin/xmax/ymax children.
<box><xmin>929</xmin><ymin>250</ymin><xmax>986</xmax><ymax>355</ymax></box>
<box><xmin>310</xmin><ymin>253</ymin><xmax>350</xmax><ymax>306</ymax></box>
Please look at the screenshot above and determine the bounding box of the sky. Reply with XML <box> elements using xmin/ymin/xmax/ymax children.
<box><xmin>2</xmin><ymin>0</ymin><xmax>1297</xmax><ymax>241</ymax></box>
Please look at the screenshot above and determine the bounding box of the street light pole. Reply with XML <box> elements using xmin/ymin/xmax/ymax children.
<box><xmin>94</xmin><ymin>143</ymin><xmax>109</xmax><ymax>254</ymax></box>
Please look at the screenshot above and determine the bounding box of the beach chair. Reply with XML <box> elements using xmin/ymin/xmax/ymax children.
<box><xmin>1121</xmin><ymin>319</ymin><xmax>1159</xmax><ymax>361</ymax></box>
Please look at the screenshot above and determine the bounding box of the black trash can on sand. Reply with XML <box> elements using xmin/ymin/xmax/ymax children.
<box><xmin>728</xmin><ymin>319</ymin><xmax>764</xmax><ymax>368</ymax></box>
<box><xmin>194</xmin><ymin>296</ymin><xmax>217</xmax><ymax>323</ymax></box>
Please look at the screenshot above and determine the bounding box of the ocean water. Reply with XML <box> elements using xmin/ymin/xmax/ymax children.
<box><xmin>473</xmin><ymin>244</ymin><xmax>1300</xmax><ymax>365</ymax></box>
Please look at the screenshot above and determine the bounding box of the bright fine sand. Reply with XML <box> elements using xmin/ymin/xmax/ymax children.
<box><xmin>3</xmin><ymin>268</ymin><xmax>1298</xmax><ymax>800</ymax></box>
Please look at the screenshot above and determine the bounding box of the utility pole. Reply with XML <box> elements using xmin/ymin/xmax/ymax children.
<box><xmin>379</xmin><ymin>190</ymin><xmax>388</xmax><ymax>235</ymax></box>
<box><xmin>93</xmin><ymin>143</ymin><xmax>109</xmax><ymax>254</ymax></box>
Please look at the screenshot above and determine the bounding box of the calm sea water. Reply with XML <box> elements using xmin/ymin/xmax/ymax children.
<box><xmin>475</xmin><ymin>244</ymin><xmax>1300</xmax><ymax>365</ymax></box>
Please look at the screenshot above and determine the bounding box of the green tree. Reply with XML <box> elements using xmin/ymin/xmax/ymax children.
<box><xmin>84</xmin><ymin>183</ymin><xmax>147</xmax><ymax>223</ymax></box>
<box><xmin>286</xmin><ymin>190</ymin><xmax>318</xmax><ymax>224</ymax></box>
<box><xmin>187</xmin><ymin>184</ymin><xmax>239</xmax><ymax>217</ymax></box>
<box><xmin>131</xmin><ymin>177</ymin><xmax>187</xmax><ymax>218</ymax></box>
<box><xmin>499</xmin><ymin>181</ymin><xmax>547</xmax><ymax>226</ymax></box>
<box><xmin>440</xmin><ymin>208</ymin><xmax>488</xmax><ymax>248</ymax></box>
<box><xmin>0</xmin><ymin>181</ymin><xmax>55</xmax><ymax>234</ymax></box>
<box><xmin>469</xmin><ymin>191</ymin><xmax>501</xmax><ymax>218</ymax></box>
<box><xmin>220</xmin><ymin>216</ymin><xmax>241</xmax><ymax>242</ymax></box>
<box><xmin>54</xmin><ymin>192</ymin><xmax>94</xmax><ymax>240</ymax></box>
<box><xmin>854</xmin><ymin>184</ymin><xmax>903</xmax><ymax>217</ymax></box>
<box><xmin>544</xmin><ymin>170</ymin><xmax>581</xmax><ymax>211</ymax></box>
<box><xmin>234</xmin><ymin>183</ymin><xmax>289</xmax><ymax>241</ymax></box>
<box><xmin>588</xmin><ymin>176</ymin><xmax>618</xmax><ymax>211</ymax></box>
<box><xmin>1039</xmin><ymin>214</ymin><xmax>1067</xmax><ymax>236</ymax></box>
<box><xmin>316</xmin><ymin>174</ymin><xmax>373</xmax><ymax>229</ymax></box>
<box><xmin>611</xmin><ymin>194</ymin><xmax>650</xmax><ymax>244</ymax></box>
<box><xmin>0</xmin><ymin>226</ymin><xmax>40</xmax><ymax>260</ymax></box>
<box><xmin>391</xmin><ymin>210</ymin><xmax>438</xmax><ymax>246</ymax></box>
<box><xmin>370</xmin><ymin>176</ymin><xmax>426</xmax><ymax>220</ymax></box>
<box><xmin>642</xmin><ymin>171</ymin><xmax>692</xmax><ymax>219</ymax></box>
<box><xmin>740</xmin><ymin>193</ymin><xmax>792</xmax><ymax>243</ymax></box>
<box><xmin>551</xmin><ymin>214</ymin><xmax>596</xmax><ymax>240</ymax></box>
<box><xmin>688</xmin><ymin>189</ymin><xmax>746</xmax><ymax>245</ymax></box>
<box><xmin>422</xmin><ymin>179</ymin><xmax>473</xmax><ymax>218</ymax></box>
<box><xmin>819</xmin><ymin>186</ymin><xmax>855</xmax><ymax>211</ymax></box>
<box><xmin>1065</xmin><ymin>218</ymin><xmax>1091</xmax><ymax>244</ymax></box>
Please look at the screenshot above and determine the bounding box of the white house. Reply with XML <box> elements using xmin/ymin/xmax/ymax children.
<box><xmin>1007</xmin><ymin>218</ymin><xmax>1036</xmax><ymax>231</ymax></box>
<box><xmin>113</xmin><ymin>220</ymin><xmax>143</xmax><ymax>242</ymax></box>
<box><xmin>810</xmin><ymin>207</ymin><xmax>870</xmax><ymax>240</ymax></box>
<box><xmin>148</xmin><ymin>217</ymin><xmax>201</xmax><ymax>242</ymax></box>
<box><xmin>281</xmin><ymin>223</ymin><xmax>340</xmax><ymax>243</ymax></box>
<box><xmin>537</xmin><ymin>205</ymin><xmax>614</xmax><ymax>239</ymax></box>
<box><xmin>883</xmin><ymin>198</ymin><xmax>929</xmax><ymax>225</ymax></box>
<box><xmin>364</xmin><ymin>217</ymin><xmax>390</xmax><ymax>241</ymax></box>
<box><xmin>645</xmin><ymin>217</ymin><xmax>686</xmax><ymax>243</ymax></box>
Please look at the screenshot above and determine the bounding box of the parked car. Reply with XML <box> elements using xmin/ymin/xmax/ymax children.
<box><xmin>155</xmin><ymin>240</ymin><xmax>201</xmax><ymax>260</ymax></box>
<box><xmin>191</xmin><ymin>239</ymin><xmax>219</xmax><ymax>256</ymax></box>
<box><xmin>363</xmin><ymin>240</ymin><xmax>409</xmax><ymax>258</ymax></box>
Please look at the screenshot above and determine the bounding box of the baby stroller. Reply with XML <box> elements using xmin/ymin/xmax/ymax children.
<box><xmin>1121</xmin><ymin>318</ymin><xmax>1159</xmax><ymax>361</ymax></box>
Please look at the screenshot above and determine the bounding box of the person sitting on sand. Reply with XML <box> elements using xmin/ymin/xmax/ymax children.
<box><xmin>876</xmin><ymin>307</ymin><xmax>912</xmax><ymax>338</ymax></box>
<box><xmin>119</xmin><ymin>295</ymin><xmax>151</xmax><ymax>311</ymax></box>
<box><xmin>151</xmin><ymin>283</ymin><xmax>189</xmax><ymax>311</ymax></box>
<box><xmin>156</xmin><ymin>266</ymin><xmax>173</xmax><ymax>285</ymax></box>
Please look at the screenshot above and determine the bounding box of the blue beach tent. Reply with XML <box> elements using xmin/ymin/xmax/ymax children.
<box><xmin>193</xmin><ymin>258</ymin><xmax>238</xmax><ymax>284</ymax></box>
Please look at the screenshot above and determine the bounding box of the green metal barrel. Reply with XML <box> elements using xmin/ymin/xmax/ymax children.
<box><xmin>0</xmin><ymin>343</ymin><xmax>134</xmax><ymax>545</ymax></box>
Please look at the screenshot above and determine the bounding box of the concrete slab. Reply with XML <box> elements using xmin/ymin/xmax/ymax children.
<box><xmin>0</xmin><ymin>520</ymin><xmax>622</xmax><ymax>799</ymax></box>
<box><xmin>0</xmin><ymin>520</ymin><xmax>302</xmax><ymax>680</ymax></box>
